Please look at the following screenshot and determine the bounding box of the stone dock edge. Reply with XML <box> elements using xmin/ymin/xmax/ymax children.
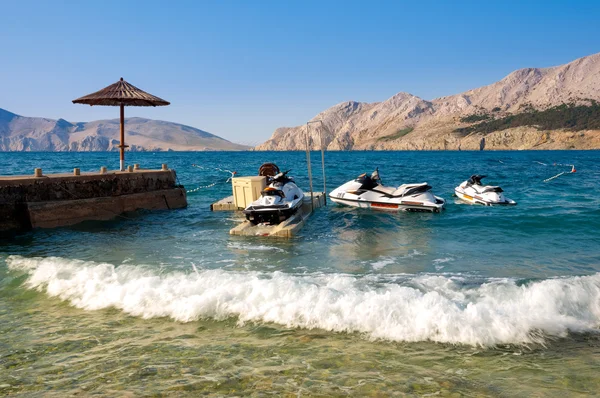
<box><xmin>0</xmin><ymin>169</ymin><xmax>187</xmax><ymax>236</ymax></box>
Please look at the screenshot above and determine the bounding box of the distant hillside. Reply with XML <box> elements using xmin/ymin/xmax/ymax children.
<box><xmin>455</xmin><ymin>101</ymin><xmax>600</xmax><ymax>136</ymax></box>
<box><xmin>257</xmin><ymin>52</ymin><xmax>600</xmax><ymax>150</ymax></box>
<box><xmin>0</xmin><ymin>108</ymin><xmax>248</xmax><ymax>151</ymax></box>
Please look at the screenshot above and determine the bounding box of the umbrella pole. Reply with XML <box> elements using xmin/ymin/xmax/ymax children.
<box><xmin>120</xmin><ymin>103</ymin><xmax>125</xmax><ymax>171</ymax></box>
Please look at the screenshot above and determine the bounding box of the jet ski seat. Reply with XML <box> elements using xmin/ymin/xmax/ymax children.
<box><xmin>373</xmin><ymin>183</ymin><xmax>431</xmax><ymax>197</ymax></box>
<box><xmin>481</xmin><ymin>186</ymin><xmax>503</xmax><ymax>193</ymax></box>
<box><xmin>392</xmin><ymin>183</ymin><xmax>430</xmax><ymax>197</ymax></box>
<box><xmin>372</xmin><ymin>185</ymin><xmax>397</xmax><ymax>196</ymax></box>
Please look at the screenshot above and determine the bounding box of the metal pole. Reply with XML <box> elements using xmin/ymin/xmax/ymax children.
<box><xmin>319</xmin><ymin>121</ymin><xmax>327</xmax><ymax>205</ymax></box>
<box><xmin>119</xmin><ymin>103</ymin><xmax>125</xmax><ymax>171</ymax></box>
<box><xmin>305</xmin><ymin>123</ymin><xmax>314</xmax><ymax>212</ymax></box>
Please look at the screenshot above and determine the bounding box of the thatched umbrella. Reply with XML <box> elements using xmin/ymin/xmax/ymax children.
<box><xmin>73</xmin><ymin>78</ymin><xmax>170</xmax><ymax>171</ymax></box>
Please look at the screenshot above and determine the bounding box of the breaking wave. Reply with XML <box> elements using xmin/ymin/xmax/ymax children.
<box><xmin>7</xmin><ymin>255</ymin><xmax>600</xmax><ymax>347</ymax></box>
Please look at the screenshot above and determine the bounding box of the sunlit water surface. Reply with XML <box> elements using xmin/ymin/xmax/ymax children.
<box><xmin>1</xmin><ymin>151</ymin><xmax>599</xmax><ymax>396</ymax></box>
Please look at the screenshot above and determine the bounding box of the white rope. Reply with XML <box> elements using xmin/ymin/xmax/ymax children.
<box><xmin>553</xmin><ymin>163</ymin><xmax>575</xmax><ymax>168</ymax></box>
<box><xmin>186</xmin><ymin>182</ymin><xmax>219</xmax><ymax>193</ymax></box>
<box><xmin>191</xmin><ymin>164</ymin><xmax>235</xmax><ymax>174</ymax></box>
<box><xmin>543</xmin><ymin>172</ymin><xmax>566</xmax><ymax>183</ymax></box>
<box><xmin>187</xmin><ymin>164</ymin><xmax>237</xmax><ymax>192</ymax></box>
<box><xmin>542</xmin><ymin>163</ymin><xmax>576</xmax><ymax>183</ymax></box>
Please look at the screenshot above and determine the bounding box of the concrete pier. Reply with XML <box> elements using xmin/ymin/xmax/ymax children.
<box><xmin>0</xmin><ymin>168</ymin><xmax>187</xmax><ymax>236</ymax></box>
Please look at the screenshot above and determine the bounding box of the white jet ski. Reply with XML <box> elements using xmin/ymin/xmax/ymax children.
<box><xmin>455</xmin><ymin>175</ymin><xmax>516</xmax><ymax>206</ymax></box>
<box><xmin>243</xmin><ymin>167</ymin><xmax>304</xmax><ymax>225</ymax></box>
<box><xmin>329</xmin><ymin>169</ymin><xmax>445</xmax><ymax>213</ymax></box>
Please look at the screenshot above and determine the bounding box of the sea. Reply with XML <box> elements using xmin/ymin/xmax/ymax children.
<box><xmin>1</xmin><ymin>150</ymin><xmax>599</xmax><ymax>396</ymax></box>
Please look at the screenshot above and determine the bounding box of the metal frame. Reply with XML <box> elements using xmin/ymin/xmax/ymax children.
<box><xmin>305</xmin><ymin>120</ymin><xmax>328</xmax><ymax>210</ymax></box>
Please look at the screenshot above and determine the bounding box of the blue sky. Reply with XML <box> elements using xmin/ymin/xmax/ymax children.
<box><xmin>1</xmin><ymin>0</ymin><xmax>599</xmax><ymax>144</ymax></box>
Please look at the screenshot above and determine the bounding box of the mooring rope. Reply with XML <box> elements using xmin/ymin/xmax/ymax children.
<box><xmin>540</xmin><ymin>163</ymin><xmax>576</xmax><ymax>183</ymax></box>
<box><xmin>543</xmin><ymin>172</ymin><xmax>567</xmax><ymax>183</ymax></box>
<box><xmin>191</xmin><ymin>164</ymin><xmax>235</xmax><ymax>174</ymax></box>
<box><xmin>186</xmin><ymin>182</ymin><xmax>219</xmax><ymax>193</ymax></box>
<box><xmin>187</xmin><ymin>164</ymin><xmax>237</xmax><ymax>193</ymax></box>
<box><xmin>497</xmin><ymin>160</ymin><xmax>577</xmax><ymax>187</ymax></box>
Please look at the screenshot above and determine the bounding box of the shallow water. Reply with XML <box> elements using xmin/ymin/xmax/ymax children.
<box><xmin>1</xmin><ymin>151</ymin><xmax>599</xmax><ymax>396</ymax></box>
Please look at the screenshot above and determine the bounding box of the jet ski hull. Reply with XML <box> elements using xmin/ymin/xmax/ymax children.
<box><xmin>330</xmin><ymin>171</ymin><xmax>445</xmax><ymax>213</ymax></box>
<box><xmin>454</xmin><ymin>188</ymin><xmax>516</xmax><ymax>206</ymax></box>
<box><xmin>330</xmin><ymin>196</ymin><xmax>444</xmax><ymax>213</ymax></box>
<box><xmin>329</xmin><ymin>192</ymin><xmax>445</xmax><ymax>213</ymax></box>
<box><xmin>243</xmin><ymin>200</ymin><xmax>303</xmax><ymax>225</ymax></box>
<box><xmin>243</xmin><ymin>167</ymin><xmax>306</xmax><ymax>225</ymax></box>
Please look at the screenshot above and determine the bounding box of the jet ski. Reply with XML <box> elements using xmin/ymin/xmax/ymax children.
<box><xmin>329</xmin><ymin>169</ymin><xmax>445</xmax><ymax>213</ymax></box>
<box><xmin>243</xmin><ymin>166</ymin><xmax>304</xmax><ymax>225</ymax></box>
<box><xmin>454</xmin><ymin>175</ymin><xmax>516</xmax><ymax>206</ymax></box>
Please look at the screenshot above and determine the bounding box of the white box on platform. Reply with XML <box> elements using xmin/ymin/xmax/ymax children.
<box><xmin>232</xmin><ymin>176</ymin><xmax>266</xmax><ymax>209</ymax></box>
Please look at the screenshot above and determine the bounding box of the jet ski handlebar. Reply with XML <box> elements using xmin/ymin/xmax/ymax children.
<box><xmin>273</xmin><ymin>169</ymin><xmax>292</xmax><ymax>181</ymax></box>
<box><xmin>468</xmin><ymin>174</ymin><xmax>487</xmax><ymax>185</ymax></box>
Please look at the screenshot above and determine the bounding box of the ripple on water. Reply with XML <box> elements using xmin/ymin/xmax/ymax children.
<box><xmin>1</xmin><ymin>151</ymin><xmax>600</xmax><ymax>395</ymax></box>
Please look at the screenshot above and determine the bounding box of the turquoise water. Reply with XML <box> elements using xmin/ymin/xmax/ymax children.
<box><xmin>1</xmin><ymin>151</ymin><xmax>599</xmax><ymax>396</ymax></box>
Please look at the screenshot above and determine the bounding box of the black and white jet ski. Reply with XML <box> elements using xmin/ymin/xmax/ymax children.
<box><xmin>243</xmin><ymin>165</ymin><xmax>305</xmax><ymax>225</ymax></box>
<box><xmin>455</xmin><ymin>175</ymin><xmax>516</xmax><ymax>206</ymax></box>
<box><xmin>329</xmin><ymin>169</ymin><xmax>445</xmax><ymax>213</ymax></box>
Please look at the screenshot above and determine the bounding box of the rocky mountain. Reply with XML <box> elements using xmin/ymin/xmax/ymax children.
<box><xmin>257</xmin><ymin>52</ymin><xmax>600</xmax><ymax>150</ymax></box>
<box><xmin>0</xmin><ymin>108</ymin><xmax>248</xmax><ymax>151</ymax></box>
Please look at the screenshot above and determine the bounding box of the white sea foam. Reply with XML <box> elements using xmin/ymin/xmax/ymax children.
<box><xmin>403</xmin><ymin>250</ymin><xmax>423</xmax><ymax>258</ymax></box>
<box><xmin>371</xmin><ymin>251</ymin><xmax>424</xmax><ymax>270</ymax></box>
<box><xmin>227</xmin><ymin>243</ymin><xmax>285</xmax><ymax>252</ymax></box>
<box><xmin>7</xmin><ymin>255</ymin><xmax>600</xmax><ymax>347</ymax></box>
<box><xmin>371</xmin><ymin>257</ymin><xmax>395</xmax><ymax>270</ymax></box>
<box><xmin>433</xmin><ymin>257</ymin><xmax>455</xmax><ymax>271</ymax></box>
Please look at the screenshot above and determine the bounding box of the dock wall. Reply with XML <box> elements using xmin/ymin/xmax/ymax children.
<box><xmin>0</xmin><ymin>169</ymin><xmax>187</xmax><ymax>235</ymax></box>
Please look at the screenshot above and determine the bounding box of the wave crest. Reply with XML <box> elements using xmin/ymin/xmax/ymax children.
<box><xmin>6</xmin><ymin>255</ymin><xmax>600</xmax><ymax>346</ymax></box>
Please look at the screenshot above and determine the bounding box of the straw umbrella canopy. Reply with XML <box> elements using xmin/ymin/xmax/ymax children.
<box><xmin>73</xmin><ymin>78</ymin><xmax>170</xmax><ymax>171</ymax></box>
